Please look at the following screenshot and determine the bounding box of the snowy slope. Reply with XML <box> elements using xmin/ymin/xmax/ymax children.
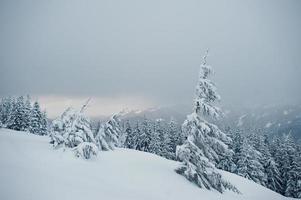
<box><xmin>0</xmin><ymin>129</ymin><xmax>291</xmax><ymax>200</ymax></box>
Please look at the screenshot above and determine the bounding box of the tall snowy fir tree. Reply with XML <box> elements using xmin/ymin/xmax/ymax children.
<box><xmin>176</xmin><ymin>51</ymin><xmax>238</xmax><ymax>193</ymax></box>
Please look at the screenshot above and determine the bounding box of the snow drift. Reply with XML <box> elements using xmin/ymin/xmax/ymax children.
<box><xmin>0</xmin><ymin>129</ymin><xmax>290</xmax><ymax>200</ymax></box>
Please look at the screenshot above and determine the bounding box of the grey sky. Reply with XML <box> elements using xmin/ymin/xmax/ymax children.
<box><xmin>0</xmin><ymin>0</ymin><xmax>301</xmax><ymax>116</ymax></box>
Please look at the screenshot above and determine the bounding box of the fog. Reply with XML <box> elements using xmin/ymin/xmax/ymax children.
<box><xmin>1</xmin><ymin>0</ymin><xmax>300</xmax><ymax>116</ymax></box>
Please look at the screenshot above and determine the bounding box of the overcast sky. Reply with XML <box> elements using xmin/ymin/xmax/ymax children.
<box><xmin>0</xmin><ymin>0</ymin><xmax>300</xmax><ymax>117</ymax></box>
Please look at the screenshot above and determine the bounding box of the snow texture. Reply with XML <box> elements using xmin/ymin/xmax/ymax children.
<box><xmin>0</xmin><ymin>129</ymin><xmax>290</xmax><ymax>200</ymax></box>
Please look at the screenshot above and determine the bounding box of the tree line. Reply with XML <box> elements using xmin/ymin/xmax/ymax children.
<box><xmin>219</xmin><ymin>127</ymin><xmax>301</xmax><ymax>198</ymax></box>
<box><xmin>0</xmin><ymin>96</ymin><xmax>48</xmax><ymax>135</ymax></box>
<box><xmin>123</xmin><ymin>117</ymin><xmax>184</xmax><ymax>160</ymax></box>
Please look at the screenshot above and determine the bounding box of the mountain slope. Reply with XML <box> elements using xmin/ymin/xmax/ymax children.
<box><xmin>0</xmin><ymin>129</ymin><xmax>291</xmax><ymax>200</ymax></box>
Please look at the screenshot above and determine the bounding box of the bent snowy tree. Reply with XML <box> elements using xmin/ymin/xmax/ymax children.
<box><xmin>176</xmin><ymin>51</ymin><xmax>239</xmax><ymax>193</ymax></box>
<box><xmin>50</xmin><ymin>99</ymin><xmax>97</xmax><ymax>159</ymax></box>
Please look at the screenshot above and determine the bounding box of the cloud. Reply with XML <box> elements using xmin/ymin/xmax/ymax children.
<box><xmin>36</xmin><ymin>95</ymin><xmax>156</xmax><ymax>118</ymax></box>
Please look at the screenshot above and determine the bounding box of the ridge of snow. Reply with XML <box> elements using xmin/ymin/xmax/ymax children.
<box><xmin>0</xmin><ymin>128</ymin><xmax>289</xmax><ymax>200</ymax></box>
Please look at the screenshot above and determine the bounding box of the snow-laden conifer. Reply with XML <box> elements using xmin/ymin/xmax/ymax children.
<box><xmin>176</xmin><ymin>51</ymin><xmax>238</xmax><ymax>193</ymax></box>
<box><xmin>95</xmin><ymin>114</ymin><xmax>122</xmax><ymax>151</ymax></box>
<box><xmin>0</xmin><ymin>96</ymin><xmax>15</xmax><ymax>128</ymax></box>
<box><xmin>51</xmin><ymin>99</ymin><xmax>95</xmax><ymax>150</ymax></box>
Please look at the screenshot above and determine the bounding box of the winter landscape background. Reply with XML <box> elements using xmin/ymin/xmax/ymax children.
<box><xmin>0</xmin><ymin>0</ymin><xmax>300</xmax><ymax>199</ymax></box>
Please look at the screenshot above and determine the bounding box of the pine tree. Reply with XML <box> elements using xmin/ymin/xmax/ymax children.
<box><xmin>265</xmin><ymin>156</ymin><xmax>283</xmax><ymax>193</ymax></box>
<box><xmin>236</xmin><ymin>139</ymin><xmax>265</xmax><ymax>185</ymax></box>
<box><xmin>167</xmin><ymin>118</ymin><xmax>182</xmax><ymax>157</ymax></box>
<box><xmin>176</xmin><ymin>51</ymin><xmax>238</xmax><ymax>193</ymax></box>
<box><xmin>11</xmin><ymin>96</ymin><xmax>28</xmax><ymax>131</ymax></box>
<box><xmin>136</xmin><ymin>117</ymin><xmax>152</xmax><ymax>152</ymax></box>
<box><xmin>124</xmin><ymin>121</ymin><xmax>135</xmax><ymax>149</ymax></box>
<box><xmin>132</xmin><ymin>122</ymin><xmax>141</xmax><ymax>150</ymax></box>
<box><xmin>29</xmin><ymin>101</ymin><xmax>43</xmax><ymax>135</ymax></box>
<box><xmin>40</xmin><ymin>111</ymin><xmax>48</xmax><ymax>135</ymax></box>
<box><xmin>95</xmin><ymin>123</ymin><xmax>111</xmax><ymax>151</ymax></box>
<box><xmin>75</xmin><ymin>142</ymin><xmax>98</xmax><ymax>159</ymax></box>
<box><xmin>0</xmin><ymin>96</ymin><xmax>15</xmax><ymax>128</ymax></box>
<box><xmin>23</xmin><ymin>95</ymin><xmax>32</xmax><ymax>131</ymax></box>
<box><xmin>160</xmin><ymin>120</ymin><xmax>174</xmax><ymax>160</ymax></box>
<box><xmin>68</xmin><ymin>111</ymin><xmax>95</xmax><ymax>148</ymax></box>
<box><xmin>51</xmin><ymin>100</ymin><xmax>95</xmax><ymax>150</ymax></box>
<box><xmin>247</xmin><ymin>132</ymin><xmax>269</xmax><ymax>186</ymax></box>
<box><xmin>149</xmin><ymin>120</ymin><xmax>161</xmax><ymax>154</ymax></box>
<box><xmin>217</xmin><ymin>127</ymin><xmax>236</xmax><ymax>173</ymax></box>
<box><xmin>95</xmin><ymin>114</ymin><xmax>122</xmax><ymax>151</ymax></box>
<box><xmin>217</xmin><ymin>150</ymin><xmax>236</xmax><ymax>173</ymax></box>
<box><xmin>295</xmin><ymin>145</ymin><xmax>301</xmax><ymax>198</ymax></box>
<box><xmin>282</xmin><ymin>134</ymin><xmax>300</xmax><ymax>198</ymax></box>
<box><xmin>270</xmin><ymin>137</ymin><xmax>285</xmax><ymax>194</ymax></box>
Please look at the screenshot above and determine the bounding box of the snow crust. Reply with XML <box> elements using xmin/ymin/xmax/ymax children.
<box><xmin>0</xmin><ymin>128</ymin><xmax>290</xmax><ymax>200</ymax></box>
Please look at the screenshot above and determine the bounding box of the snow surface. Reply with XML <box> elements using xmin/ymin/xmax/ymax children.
<box><xmin>0</xmin><ymin>128</ymin><xmax>291</xmax><ymax>200</ymax></box>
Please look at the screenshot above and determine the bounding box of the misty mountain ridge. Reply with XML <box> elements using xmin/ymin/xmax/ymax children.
<box><xmin>98</xmin><ymin>104</ymin><xmax>301</xmax><ymax>141</ymax></box>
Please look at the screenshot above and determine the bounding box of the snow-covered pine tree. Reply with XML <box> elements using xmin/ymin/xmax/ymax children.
<box><xmin>75</xmin><ymin>142</ymin><xmax>98</xmax><ymax>159</ymax></box>
<box><xmin>68</xmin><ymin>111</ymin><xmax>96</xmax><ymax>148</ymax></box>
<box><xmin>124</xmin><ymin>121</ymin><xmax>135</xmax><ymax>149</ymax></box>
<box><xmin>265</xmin><ymin>156</ymin><xmax>282</xmax><ymax>193</ymax></box>
<box><xmin>95</xmin><ymin>123</ymin><xmax>110</xmax><ymax>151</ymax></box>
<box><xmin>167</xmin><ymin>118</ymin><xmax>182</xmax><ymax>159</ymax></box>
<box><xmin>132</xmin><ymin>122</ymin><xmax>141</xmax><ymax>150</ymax></box>
<box><xmin>23</xmin><ymin>95</ymin><xmax>32</xmax><ymax>131</ymax></box>
<box><xmin>246</xmin><ymin>132</ymin><xmax>268</xmax><ymax>186</ymax></box>
<box><xmin>51</xmin><ymin>99</ymin><xmax>96</xmax><ymax>150</ymax></box>
<box><xmin>270</xmin><ymin>137</ymin><xmax>285</xmax><ymax>194</ymax></box>
<box><xmin>235</xmin><ymin>139</ymin><xmax>265</xmax><ymax>185</ymax></box>
<box><xmin>217</xmin><ymin>127</ymin><xmax>236</xmax><ymax>173</ymax></box>
<box><xmin>51</xmin><ymin>107</ymin><xmax>77</xmax><ymax>146</ymax></box>
<box><xmin>40</xmin><ymin>111</ymin><xmax>48</xmax><ymax>135</ymax></box>
<box><xmin>176</xmin><ymin>51</ymin><xmax>238</xmax><ymax>193</ymax></box>
<box><xmin>157</xmin><ymin>119</ymin><xmax>174</xmax><ymax>160</ymax></box>
<box><xmin>95</xmin><ymin>114</ymin><xmax>122</xmax><ymax>151</ymax></box>
<box><xmin>149</xmin><ymin>120</ymin><xmax>161</xmax><ymax>154</ymax></box>
<box><xmin>217</xmin><ymin>150</ymin><xmax>236</xmax><ymax>173</ymax></box>
<box><xmin>11</xmin><ymin>96</ymin><xmax>28</xmax><ymax>131</ymax></box>
<box><xmin>265</xmin><ymin>137</ymin><xmax>284</xmax><ymax>194</ymax></box>
<box><xmin>0</xmin><ymin>96</ymin><xmax>15</xmax><ymax>128</ymax></box>
<box><xmin>283</xmin><ymin>134</ymin><xmax>301</xmax><ymax>198</ymax></box>
<box><xmin>118</xmin><ymin>121</ymin><xmax>127</xmax><ymax>148</ymax></box>
<box><xmin>29</xmin><ymin>101</ymin><xmax>44</xmax><ymax>135</ymax></box>
<box><xmin>136</xmin><ymin>117</ymin><xmax>152</xmax><ymax>152</ymax></box>
<box><xmin>295</xmin><ymin>144</ymin><xmax>301</xmax><ymax>198</ymax></box>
